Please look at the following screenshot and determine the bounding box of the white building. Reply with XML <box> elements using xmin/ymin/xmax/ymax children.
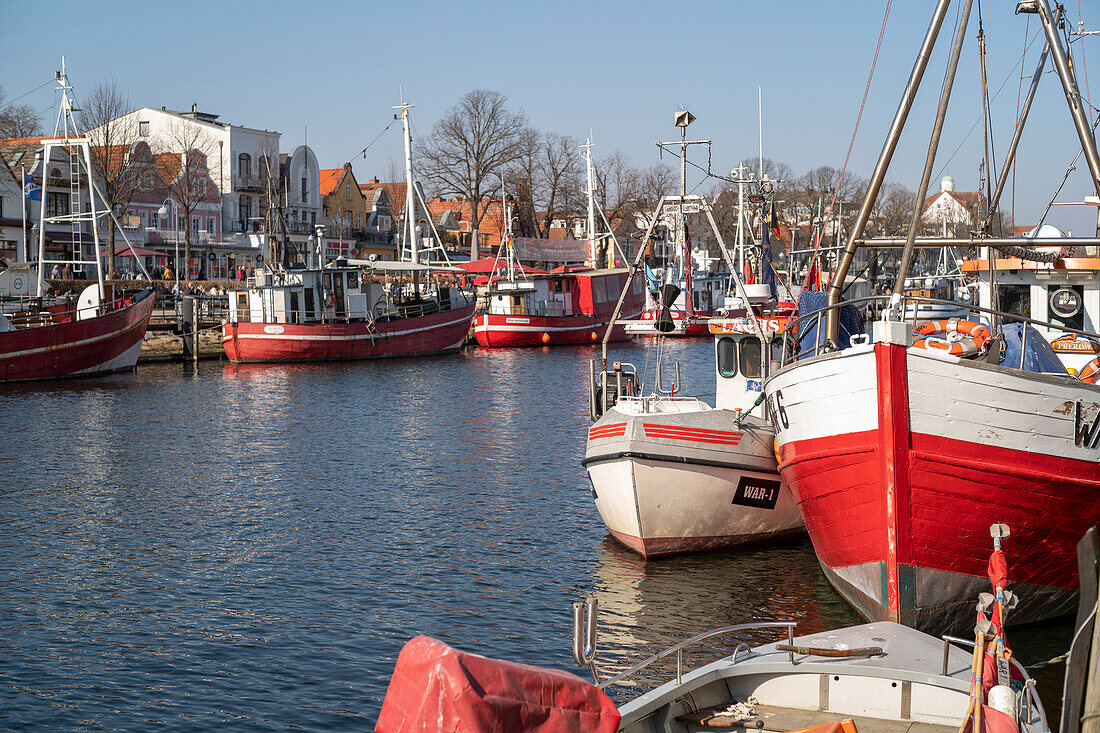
<box><xmin>0</xmin><ymin>158</ymin><xmax>24</xmax><ymax>262</ymax></box>
<box><xmin>921</xmin><ymin>174</ymin><xmax>983</xmax><ymax>234</ymax></box>
<box><xmin>279</xmin><ymin>145</ymin><xmax>321</xmax><ymax>263</ymax></box>
<box><xmin>89</xmin><ymin>105</ymin><xmax>281</xmax><ymax>250</ymax></box>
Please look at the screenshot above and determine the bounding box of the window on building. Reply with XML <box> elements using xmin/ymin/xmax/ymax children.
<box><xmin>139</xmin><ymin>121</ymin><xmax>149</xmax><ymax>137</ymax></box>
<box><xmin>207</xmin><ymin>216</ymin><xmax>216</xmax><ymax>233</ymax></box>
<box><xmin>238</xmin><ymin>153</ymin><xmax>251</xmax><ymax>178</ymax></box>
<box><xmin>192</xmin><ymin>216</ymin><xmax>200</xmax><ymax>234</ymax></box>
<box><xmin>178</xmin><ymin>215</ymin><xmax>185</xmax><ymax>231</ymax></box>
<box><xmin>150</xmin><ymin>211</ymin><xmax>159</xmax><ymax>229</ymax></box>
<box><xmin>258</xmin><ymin>155</ymin><xmax>269</xmax><ymax>182</ymax></box>
<box><xmin>240</xmin><ymin>196</ymin><xmax>251</xmax><ymax>228</ymax></box>
<box><xmin>301</xmin><ymin>176</ymin><xmax>307</xmax><ymax>202</ymax></box>
<box><xmin>355</xmin><ymin>212</ymin><xmax>362</xmax><ymax>229</ymax></box>
<box><xmin>46</xmin><ymin>191</ymin><xmax>69</xmax><ymax>217</ymax></box>
<box><xmin>311</xmin><ymin>211</ymin><xmax>316</xmax><ymax>225</ymax></box>
<box><xmin>346</xmin><ymin>181</ymin><xmax>352</xmax><ymax>201</ymax></box>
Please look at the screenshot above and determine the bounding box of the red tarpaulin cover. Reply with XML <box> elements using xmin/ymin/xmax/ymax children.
<box><xmin>456</xmin><ymin>258</ymin><xmax>546</xmax><ymax>276</ymax></box>
<box><xmin>376</xmin><ymin>635</ymin><xmax>621</xmax><ymax>733</ymax></box>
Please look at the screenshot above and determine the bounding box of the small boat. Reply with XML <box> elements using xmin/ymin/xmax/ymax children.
<box><xmin>221</xmin><ymin>260</ymin><xmax>476</xmax><ymax>362</ymax></box>
<box><xmin>470</xmin><ymin>263</ymin><xmax>643</xmax><ymax>347</ymax></box>
<box><xmin>585</xmin><ymin>115</ymin><xmax>803</xmax><ymax>555</ymax></box>
<box><xmin>584</xmin><ymin>313</ymin><xmax>802</xmax><ymax>556</ymax></box>
<box><xmin>376</xmin><ymin>527</ymin><xmax>1049</xmax><ymax>733</ymax></box>
<box><xmin>0</xmin><ymin>62</ymin><xmax>155</xmax><ymax>382</ymax></box>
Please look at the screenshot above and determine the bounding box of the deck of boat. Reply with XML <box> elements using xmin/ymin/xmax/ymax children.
<box><xmin>675</xmin><ymin>704</ymin><xmax>958</xmax><ymax>733</ymax></box>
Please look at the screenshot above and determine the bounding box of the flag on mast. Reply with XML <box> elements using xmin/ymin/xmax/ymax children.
<box><xmin>23</xmin><ymin>171</ymin><xmax>41</xmax><ymax>201</ymax></box>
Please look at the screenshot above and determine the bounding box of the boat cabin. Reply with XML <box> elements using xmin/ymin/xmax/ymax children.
<box><xmin>483</xmin><ymin>268</ymin><xmax>642</xmax><ymax>318</ymax></box>
<box><xmin>963</xmin><ymin>254</ymin><xmax>1100</xmax><ymax>370</ymax></box>
<box><xmin>710</xmin><ymin>317</ymin><xmax>788</xmax><ymax>410</ymax></box>
<box><xmin>228</xmin><ymin>262</ymin><xmax>469</xmax><ymax>325</ymax></box>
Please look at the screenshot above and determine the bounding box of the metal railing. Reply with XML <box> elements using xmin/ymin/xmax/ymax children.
<box><xmin>781</xmin><ymin>293</ymin><xmax>1100</xmax><ymax>373</ymax></box>
<box><xmin>596</xmin><ymin>622</ymin><xmax>797</xmax><ymax>690</ymax></box>
<box><xmin>940</xmin><ymin>634</ymin><xmax>1047</xmax><ymax>730</ymax></box>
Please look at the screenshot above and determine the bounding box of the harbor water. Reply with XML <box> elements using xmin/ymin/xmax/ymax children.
<box><xmin>0</xmin><ymin>340</ymin><xmax>1073</xmax><ymax>729</ymax></box>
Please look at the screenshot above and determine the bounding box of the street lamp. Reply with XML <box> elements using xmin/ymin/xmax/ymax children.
<box><xmin>157</xmin><ymin>198</ymin><xmax>179</xmax><ymax>292</ymax></box>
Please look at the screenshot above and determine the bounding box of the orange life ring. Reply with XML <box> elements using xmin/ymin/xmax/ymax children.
<box><xmin>911</xmin><ymin>318</ymin><xmax>990</xmax><ymax>358</ymax></box>
<box><xmin>1080</xmin><ymin>357</ymin><xmax>1100</xmax><ymax>384</ymax></box>
<box><xmin>324</xmin><ymin>290</ymin><xmax>335</xmax><ymax>308</ymax></box>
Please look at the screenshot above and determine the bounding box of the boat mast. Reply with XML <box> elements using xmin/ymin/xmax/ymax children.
<box><xmin>825</xmin><ymin>0</ymin><xmax>954</xmax><ymax>343</ymax></box>
<box><xmin>583</xmin><ymin>137</ymin><xmax>597</xmax><ymax>268</ymax></box>
<box><xmin>37</xmin><ymin>57</ymin><xmax>106</xmax><ymax>300</ymax></box>
<box><xmin>394</xmin><ymin>92</ymin><xmax>417</xmax><ymax>264</ymax></box>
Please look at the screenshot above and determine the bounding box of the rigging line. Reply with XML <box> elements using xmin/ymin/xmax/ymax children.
<box><xmin>3</xmin><ymin>79</ymin><xmax>54</xmax><ymax>108</ymax></box>
<box><xmin>799</xmin><ymin>0</ymin><xmax>892</xmax><ymax>294</ymax></box>
<box><xmin>1035</xmin><ymin>113</ymin><xmax>1100</xmax><ymax>230</ymax></box>
<box><xmin>1078</xmin><ymin>0</ymin><xmax>1092</xmax><ymax>122</ymax></box>
<box><xmin>936</xmin><ymin>26</ymin><xmax>1043</xmax><ymax>180</ymax></box>
<box><xmin>1013</xmin><ymin>15</ymin><xmax>1030</xmax><ymax>227</ymax></box>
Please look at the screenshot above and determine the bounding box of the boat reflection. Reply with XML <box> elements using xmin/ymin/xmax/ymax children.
<box><xmin>583</xmin><ymin>535</ymin><xmax>860</xmax><ymax>693</ymax></box>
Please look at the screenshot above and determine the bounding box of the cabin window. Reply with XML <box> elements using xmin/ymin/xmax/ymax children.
<box><xmin>740</xmin><ymin>340</ymin><xmax>763</xmax><ymax>379</ymax></box>
<box><xmin>997</xmin><ymin>284</ymin><xmax>1031</xmax><ymax>322</ymax></box>
<box><xmin>348</xmin><ymin>271</ymin><xmax>359</xmax><ymax>290</ymax></box>
<box><xmin>592</xmin><ymin>277</ymin><xmax>608</xmax><ymax>304</ymax></box>
<box><xmin>717</xmin><ymin>337</ymin><xmax>738</xmax><ymax>378</ymax></box>
<box><xmin>1048</xmin><ymin>285</ymin><xmax>1084</xmax><ymax>332</ymax></box>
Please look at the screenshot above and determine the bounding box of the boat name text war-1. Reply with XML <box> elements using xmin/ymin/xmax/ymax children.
<box><xmin>1075</xmin><ymin>400</ymin><xmax>1100</xmax><ymax>450</ymax></box>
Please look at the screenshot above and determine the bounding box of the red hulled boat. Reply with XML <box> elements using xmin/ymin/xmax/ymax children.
<box><xmin>222</xmin><ymin>260</ymin><xmax>476</xmax><ymax>363</ymax></box>
<box><xmin>0</xmin><ymin>286</ymin><xmax>156</xmax><ymax>381</ymax></box>
<box><xmin>471</xmin><ymin>266</ymin><xmax>642</xmax><ymax>347</ymax></box>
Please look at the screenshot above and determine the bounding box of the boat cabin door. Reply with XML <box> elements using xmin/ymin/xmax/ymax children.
<box><xmin>714</xmin><ymin>333</ymin><xmax>778</xmax><ymax>412</ymax></box>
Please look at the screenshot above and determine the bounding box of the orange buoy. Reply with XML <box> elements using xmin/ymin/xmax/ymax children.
<box><xmin>1080</xmin><ymin>357</ymin><xmax>1100</xmax><ymax>383</ymax></box>
<box><xmin>590</xmin><ymin>331</ymin><xmax>598</xmax><ymax>341</ymax></box>
<box><xmin>541</xmin><ymin>332</ymin><xmax>551</xmax><ymax>344</ymax></box>
<box><xmin>911</xmin><ymin>319</ymin><xmax>990</xmax><ymax>357</ymax></box>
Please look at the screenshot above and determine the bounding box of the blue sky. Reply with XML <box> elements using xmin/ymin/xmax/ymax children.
<box><xmin>5</xmin><ymin>0</ymin><xmax>1099</xmax><ymax>233</ymax></box>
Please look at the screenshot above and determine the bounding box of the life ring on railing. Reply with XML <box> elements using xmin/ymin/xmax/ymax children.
<box><xmin>911</xmin><ymin>318</ymin><xmax>991</xmax><ymax>358</ymax></box>
<box><xmin>1080</xmin><ymin>357</ymin><xmax>1100</xmax><ymax>384</ymax></box>
<box><xmin>323</xmin><ymin>290</ymin><xmax>335</xmax><ymax>308</ymax></box>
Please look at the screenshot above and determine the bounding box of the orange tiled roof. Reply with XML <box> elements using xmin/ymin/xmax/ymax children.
<box><xmin>318</xmin><ymin>168</ymin><xmax>344</xmax><ymax>197</ymax></box>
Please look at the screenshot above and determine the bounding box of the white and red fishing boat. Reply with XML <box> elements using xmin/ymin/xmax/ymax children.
<box><xmin>765</xmin><ymin>0</ymin><xmax>1100</xmax><ymax>633</ymax></box>
<box><xmin>0</xmin><ymin>62</ymin><xmax>155</xmax><ymax>382</ymax></box>
<box><xmin>585</xmin><ymin>313</ymin><xmax>803</xmax><ymax>556</ymax></box>
<box><xmin>222</xmin><ymin>260</ymin><xmax>475</xmax><ymax>362</ymax></box>
<box><xmin>471</xmin><ymin>264</ymin><xmax>642</xmax><ymax>347</ymax></box>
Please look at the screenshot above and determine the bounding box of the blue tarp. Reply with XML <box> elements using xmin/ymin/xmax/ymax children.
<box><xmin>795</xmin><ymin>291</ymin><xmax>866</xmax><ymax>358</ymax></box>
<box><xmin>997</xmin><ymin>323</ymin><xmax>1067</xmax><ymax>373</ymax></box>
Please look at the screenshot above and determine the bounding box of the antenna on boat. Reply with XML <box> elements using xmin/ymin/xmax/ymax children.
<box><xmin>582</xmin><ymin>137</ymin><xmax>598</xmax><ymax>268</ymax></box>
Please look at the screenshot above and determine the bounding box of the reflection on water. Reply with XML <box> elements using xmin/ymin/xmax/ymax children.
<box><xmin>0</xmin><ymin>341</ymin><xmax>1072</xmax><ymax>728</ymax></box>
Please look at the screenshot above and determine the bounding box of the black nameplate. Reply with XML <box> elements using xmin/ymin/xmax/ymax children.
<box><xmin>732</xmin><ymin>476</ymin><xmax>781</xmax><ymax>510</ymax></box>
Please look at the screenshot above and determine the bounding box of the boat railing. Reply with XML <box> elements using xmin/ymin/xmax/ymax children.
<box><xmin>0</xmin><ymin>289</ymin><xmax>150</xmax><ymax>327</ymax></box>
<box><xmin>781</xmin><ymin>293</ymin><xmax>1100</xmax><ymax>373</ymax></box>
<box><xmin>940</xmin><ymin>634</ymin><xmax>1047</xmax><ymax>730</ymax></box>
<box><xmin>572</xmin><ymin>596</ymin><xmax>798</xmax><ymax>691</ymax></box>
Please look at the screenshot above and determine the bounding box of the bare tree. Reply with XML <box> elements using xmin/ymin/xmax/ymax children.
<box><xmin>593</xmin><ymin>150</ymin><xmax>639</xmax><ymax>221</ymax></box>
<box><xmin>80</xmin><ymin>81</ymin><xmax>141</xmax><ymax>278</ymax></box>
<box><xmin>417</xmin><ymin>90</ymin><xmax>528</xmax><ymax>258</ymax></box>
<box><xmin>157</xmin><ymin>119</ymin><xmax>218</xmax><ymax>280</ymax></box>
<box><xmin>636</xmin><ymin>163</ymin><xmax>676</xmax><ymax>208</ymax></box>
<box><xmin>0</xmin><ymin>87</ymin><xmax>43</xmax><ymax>139</ymax></box>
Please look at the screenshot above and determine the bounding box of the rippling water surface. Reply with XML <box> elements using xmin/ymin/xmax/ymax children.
<box><xmin>0</xmin><ymin>340</ymin><xmax>1072</xmax><ymax>729</ymax></box>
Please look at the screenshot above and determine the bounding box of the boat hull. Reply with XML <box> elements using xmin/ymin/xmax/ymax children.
<box><xmin>584</xmin><ymin>404</ymin><xmax>803</xmax><ymax>557</ymax></box>
<box><xmin>472</xmin><ymin>311</ymin><xmax>634</xmax><ymax>347</ymax></box>
<box><xmin>0</xmin><ymin>289</ymin><xmax>155</xmax><ymax>382</ymax></box>
<box><xmin>221</xmin><ymin>303</ymin><xmax>476</xmax><ymax>362</ymax></box>
<box><xmin>767</xmin><ymin>341</ymin><xmax>1100</xmax><ymax>632</ymax></box>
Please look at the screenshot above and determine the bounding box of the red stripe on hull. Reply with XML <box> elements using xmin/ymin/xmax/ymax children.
<box><xmin>779</xmin><ymin>425</ymin><xmax>1099</xmax><ymax>629</ymax></box>
<box><xmin>221</xmin><ymin>304</ymin><xmax>476</xmax><ymax>363</ymax></box>
<box><xmin>0</xmin><ymin>290</ymin><xmax>155</xmax><ymax>382</ymax></box>
<box><xmin>472</xmin><ymin>313</ymin><xmax>634</xmax><ymax>347</ymax></box>
<box><xmin>609</xmin><ymin>527</ymin><xmax>803</xmax><ymax>557</ymax></box>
